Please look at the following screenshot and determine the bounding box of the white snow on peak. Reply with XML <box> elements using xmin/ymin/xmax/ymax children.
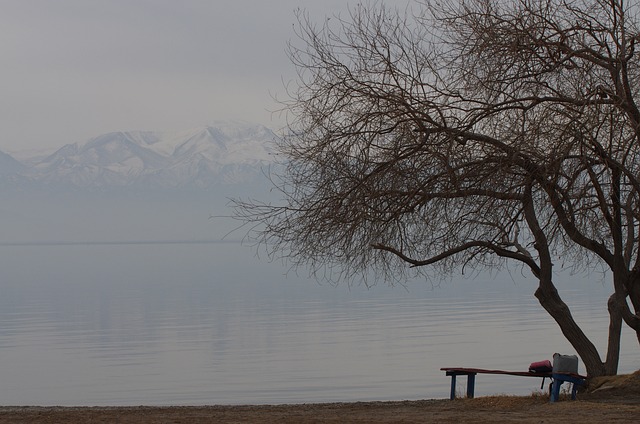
<box><xmin>14</xmin><ymin>121</ymin><xmax>279</xmax><ymax>188</ymax></box>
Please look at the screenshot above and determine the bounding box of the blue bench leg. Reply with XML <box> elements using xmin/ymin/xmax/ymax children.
<box><xmin>550</xmin><ymin>380</ymin><xmax>561</xmax><ymax>402</ymax></box>
<box><xmin>467</xmin><ymin>374</ymin><xmax>475</xmax><ymax>398</ymax></box>
<box><xmin>447</xmin><ymin>372</ymin><xmax>477</xmax><ymax>400</ymax></box>
<box><xmin>449</xmin><ymin>375</ymin><xmax>457</xmax><ymax>400</ymax></box>
<box><xmin>550</xmin><ymin>374</ymin><xmax>585</xmax><ymax>402</ymax></box>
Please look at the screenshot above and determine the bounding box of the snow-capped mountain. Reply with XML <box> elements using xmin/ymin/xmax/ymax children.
<box><xmin>9</xmin><ymin>121</ymin><xmax>277</xmax><ymax>189</ymax></box>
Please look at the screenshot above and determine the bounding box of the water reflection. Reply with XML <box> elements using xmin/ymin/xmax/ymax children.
<box><xmin>0</xmin><ymin>242</ymin><xmax>637</xmax><ymax>405</ymax></box>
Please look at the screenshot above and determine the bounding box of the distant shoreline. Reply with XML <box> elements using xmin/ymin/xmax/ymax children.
<box><xmin>0</xmin><ymin>239</ymin><xmax>240</xmax><ymax>247</ymax></box>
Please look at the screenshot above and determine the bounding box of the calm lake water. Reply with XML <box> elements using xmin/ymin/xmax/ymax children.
<box><xmin>0</xmin><ymin>242</ymin><xmax>637</xmax><ymax>406</ymax></box>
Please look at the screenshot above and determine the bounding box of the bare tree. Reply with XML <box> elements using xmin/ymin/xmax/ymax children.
<box><xmin>234</xmin><ymin>0</ymin><xmax>640</xmax><ymax>377</ymax></box>
<box><xmin>431</xmin><ymin>0</ymin><xmax>640</xmax><ymax>375</ymax></box>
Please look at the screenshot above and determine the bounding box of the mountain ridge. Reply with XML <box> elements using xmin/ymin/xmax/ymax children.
<box><xmin>0</xmin><ymin>121</ymin><xmax>277</xmax><ymax>189</ymax></box>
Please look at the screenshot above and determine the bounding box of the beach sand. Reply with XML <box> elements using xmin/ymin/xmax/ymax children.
<box><xmin>1</xmin><ymin>372</ymin><xmax>638</xmax><ymax>423</ymax></box>
<box><xmin>0</xmin><ymin>397</ymin><xmax>638</xmax><ymax>423</ymax></box>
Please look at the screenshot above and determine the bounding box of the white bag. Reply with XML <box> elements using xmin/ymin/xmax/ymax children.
<box><xmin>552</xmin><ymin>353</ymin><xmax>578</xmax><ymax>374</ymax></box>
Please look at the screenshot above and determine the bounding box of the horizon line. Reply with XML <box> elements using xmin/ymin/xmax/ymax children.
<box><xmin>0</xmin><ymin>239</ymin><xmax>244</xmax><ymax>247</ymax></box>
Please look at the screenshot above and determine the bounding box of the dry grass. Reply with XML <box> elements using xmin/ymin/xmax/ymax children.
<box><xmin>587</xmin><ymin>369</ymin><xmax>640</xmax><ymax>393</ymax></box>
<box><xmin>465</xmin><ymin>392</ymin><xmax>548</xmax><ymax>409</ymax></box>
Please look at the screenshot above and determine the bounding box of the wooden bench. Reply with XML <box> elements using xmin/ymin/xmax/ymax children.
<box><xmin>441</xmin><ymin>367</ymin><xmax>587</xmax><ymax>402</ymax></box>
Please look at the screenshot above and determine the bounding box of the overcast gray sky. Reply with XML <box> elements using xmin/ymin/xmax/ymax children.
<box><xmin>0</xmin><ymin>0</ymin><xmax>394</xmax><ymax>152</ymax></box>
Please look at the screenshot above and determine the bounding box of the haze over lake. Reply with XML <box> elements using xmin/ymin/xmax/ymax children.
<box><xmin>1</xmin><ymin>238</ymin><xmax>637</xmax><ymax>405</ymax></box>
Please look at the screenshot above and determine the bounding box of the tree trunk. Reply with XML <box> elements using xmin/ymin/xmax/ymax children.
<box><xmin>524</xmin><ymin>186</ymin><xmax>609</xmax><ymax>377</ymax></box>
<box><xmin>614</xmin><ymin>273</ymin><xmax>640</xmax><ymax>345</ymax></box>
<box><xmin>534</xmin><ymin>283</ymin><xmax>607</xmax><ymax>377</ymax></box>
<box><xmin>605</xmin><ymin>294</ymin><xmax>623</xmax><ymax>375</ymax></box>
<box><xmin>624</xmin><ymin>277</ymin><xmax>640</xmax><ymax>346</ymax></box>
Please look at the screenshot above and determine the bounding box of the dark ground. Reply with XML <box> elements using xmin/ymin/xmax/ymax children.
<box><xmin>1</xmin><ymin>371</ymin><xmax>638</xmax><ymax>423</ymax></box>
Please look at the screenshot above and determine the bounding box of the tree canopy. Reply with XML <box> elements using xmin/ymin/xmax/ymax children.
<box><xmin>234</xmin><ymin>0</ymin><xmax>640</xmax><ymax>377</ymax></box>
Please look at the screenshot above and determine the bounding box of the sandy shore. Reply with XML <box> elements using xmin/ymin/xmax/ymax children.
<box><xmin>3</xmin><ymin>372</ymin><xmax>638</xmax><ymax>423</ymax></box>
<box><xmin>1</xmin><ymin>396</ymin><xmax>639</xmax><ymax>424</ymax></box>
